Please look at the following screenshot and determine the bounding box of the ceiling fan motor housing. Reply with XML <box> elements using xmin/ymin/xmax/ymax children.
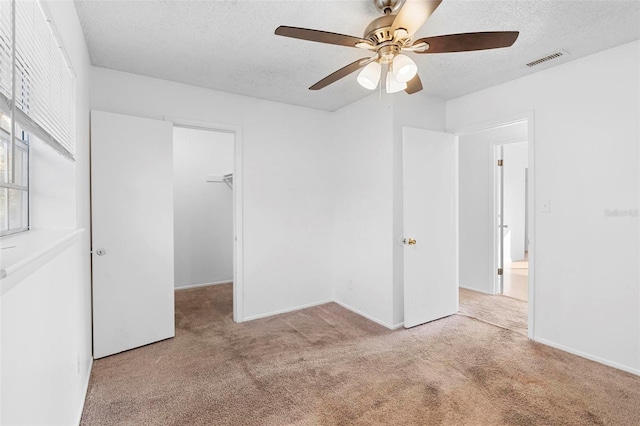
<box><xmin>364</xmin><ymin>15</ymin><xmax>396</xmax><ymax>45</ymax></box>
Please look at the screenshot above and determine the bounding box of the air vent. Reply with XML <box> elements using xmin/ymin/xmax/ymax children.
<box><xmin>526</xmin><ymin>50</ymin><xmax>570</xmax><ymax>67</ymax></box>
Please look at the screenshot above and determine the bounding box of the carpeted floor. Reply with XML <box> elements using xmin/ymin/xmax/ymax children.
<box><xmin>81</xmin><ymin>284</ymin><xmax>640</xmax><ymax>425</ymax></box>
<box><xmin>458</xmin><ymin>288</ymin><xmax>528</xmax><ymax>336</ymax></box>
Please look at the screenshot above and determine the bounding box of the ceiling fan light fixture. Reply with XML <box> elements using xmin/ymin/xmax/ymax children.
<box><xmin>275</xmin><ymin>0</ymin><xmax>518</xmax><ymax>96</ymax></box>
<box><xmin>357</xmin><ymin>61</ymin><xmax>382</xmax><ymax>90</ymax></box>
<box><xmin>386</xmin><ymin>69</ymin><xmax>407</xmax><ymax>93</ymax></box>
<box><xmin>392</xmin><ymin>54</ymin><xmax>418</xmax><ymax>83</ymax></box>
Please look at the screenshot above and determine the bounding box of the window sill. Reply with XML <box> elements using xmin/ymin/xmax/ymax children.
<box><xmin>1</xmin><ymin>228</ymin><xmax>85</xmax><ymax>280</ymax></box>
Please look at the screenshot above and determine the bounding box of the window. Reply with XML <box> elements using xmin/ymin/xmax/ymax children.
<box><xmin>0</xmin><ymin>115</ymin><xmax>29</xmax><ymax>235</ymax></box>
<box><xmin>0</xmin><ymin>0</ymin><xmax>75</xmax><ymax>236</ymax></box>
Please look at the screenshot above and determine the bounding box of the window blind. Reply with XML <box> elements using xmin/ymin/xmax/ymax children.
<box><xmin>0</xmin><ymin>1</ymin><xmax>12</xmax><ymax>104</ymax></box>
<box><xmin>0</xmin><ymin>0</ymin><xmax>75</xmax><ymax>160</ymax></box>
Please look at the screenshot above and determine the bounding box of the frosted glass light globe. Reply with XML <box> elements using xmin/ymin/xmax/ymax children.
<box><xmin>386</xmin><ymin>70</ymin><xmax>407</xmax><ymax>93</ymax></box>
<box><xmin>357</xmin><ymin>61</ymin><xmax>382</xmax><ymax>90</ymax></box>
<box><xmin>392</xmin><ymin>54</ymin><xmax>418</xmax><ymax>83</ymax></box>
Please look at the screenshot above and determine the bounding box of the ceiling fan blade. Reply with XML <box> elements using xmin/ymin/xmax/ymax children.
<box><xmin>405</xmin><ymin>74</ymin><xmax>423</xmax><ymax>94</ymax></box>
<box><xmin>391</xmin><ymin>0</ymin><xmax>442</xmax><ymax>37</ymax></box>
<box><xmin>275</xmin><ymin>26</ymin><xmax>370</xmax><ymax>48</ymax></box>
<box><xmin>411</xmin><ymin>31</ymin><xmax>519</xmax><ymax>53</ymax></box>
<box><xmin>309</xmin><ymin>57</ymin><xmax>374</xmax><ymax>90</ymax></box>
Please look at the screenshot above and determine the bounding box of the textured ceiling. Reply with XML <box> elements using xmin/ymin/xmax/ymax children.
<box><xmin>74</xmin><ymin>0</ymin><xmax>640</xmax><ymax>111</ymax></box>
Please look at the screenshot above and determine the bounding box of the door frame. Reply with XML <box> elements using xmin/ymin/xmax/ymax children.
<box><xmin>450</xmin><ymin>111</ymin><xmax>535</xmax><ymax>339</ymax></box>
<box><xmin>165</xmin><ymin>116</ymin><xmax>245</xmax><ymax>323</ymax></box>
<box><xmin>493</xmin><ymin>139</ymin><xmax>528</xmax><ymax>296</ymax></box>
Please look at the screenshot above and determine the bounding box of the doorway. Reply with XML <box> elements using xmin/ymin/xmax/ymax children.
<box><xmin>456</xmin><ymin>114</ymin><xmax>534</xmax><ymax>338</ymax></box>
<box><xmin>496</xmin><ymin>141</ymin><xmax>529</xmax><ymax>301</ymax></box>
<box><xmin>173</xmin><ymin>127</ymin><xmax>234</xmax><ymax>292</ymax></box>
<box><xmin>90</xmin><ymin>111</ymin><xmax>245</xmax><ymax>359</ymax></box>
<box><xmin>167</xmin><ymin>117</ymin><xmax>244</xmax><ymax>323</ymax></box>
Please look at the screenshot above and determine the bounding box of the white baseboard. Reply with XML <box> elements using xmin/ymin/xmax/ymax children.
<box><xmin>333</xmin><ymin>300</ymin><xmax>397</xmax><ymax>330</ymax></box>
<box><xmin>75</xmin><ymin>358</ymin><xmax>93</xmax><ymax>426</ymax></box>
<box><xmin>242</xmin><ymin>299</ymin><xmax>333</xmax><ymax>322</ymax></box>
<box><xmin>459</xmin><ymin>285</ymin><xmax>494</xmax><ymax>295</ymax></box>
<box><xmin>175</xmin><ymin>280</ymin><xmax>232</xmax><ymax>290</ymax></box>
<box><xmin>534</xmin><ymin>337</ymin><xmax>640</xmax><ymax>376</ymax></box>
<box><xmin>242</xmin><ymin>297</ymin><xmax>403</xmax><ymax>331</ymax></box>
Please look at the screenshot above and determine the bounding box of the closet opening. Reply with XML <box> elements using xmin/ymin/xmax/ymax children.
<box><xmin>171</xmin><ymin>120</ymin><xmax>243</xmax><ymax>322</ymax></box>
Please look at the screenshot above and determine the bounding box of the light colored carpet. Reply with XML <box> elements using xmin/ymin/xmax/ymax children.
<box><xmin>459</xmin><ymin>288</ymin><xmax>528</xmax><ymax>336</ymax></box>
<box><xmin>81</xmin><ymin>284</ymin><xmax>640</xmax><ymax>425</ymax></box>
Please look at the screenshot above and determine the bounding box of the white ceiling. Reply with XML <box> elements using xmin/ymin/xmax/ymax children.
<box><xmin>74</xmin><ymin>0</ymin><xmax>640</xmax><ymax>111</ymax></box>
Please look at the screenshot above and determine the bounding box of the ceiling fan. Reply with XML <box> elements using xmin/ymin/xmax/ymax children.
<box><xmin>275</xmin><ymin>0</ymin><xmax>519</xmax><ymax>95</ymax></box>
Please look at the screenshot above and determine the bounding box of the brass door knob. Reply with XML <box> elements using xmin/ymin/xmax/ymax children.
<box><xmin>404</xmin><ymin>238</ymin><xmax>417</xmax><ymax>246</ymax></box>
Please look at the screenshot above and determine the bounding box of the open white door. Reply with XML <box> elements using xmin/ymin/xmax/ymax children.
<box><xmin>91</xmin><ymin>110</ymin><xmax>175</xmax><ymax>358</ymax></box>
<box><xmin>403</xmin><ymin>127</ymin><xmax>458</xmax><ymax>328</ymax></box>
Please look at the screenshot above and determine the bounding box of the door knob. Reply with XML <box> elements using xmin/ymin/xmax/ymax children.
<box><xmin>96</xmin><ymin>248</ymin><xmax>107</xmax><ymax>256</ymax></box>
<box><xmin>404</xmin><ymin>238</ymin><xmax>417</xmax><ymax>246</ymax></box>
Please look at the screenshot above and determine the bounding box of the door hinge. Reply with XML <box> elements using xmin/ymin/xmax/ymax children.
<box><xmin>497</xmin><ymin>159</ymin><xmax>503</xmax><ymax>166</ymax></box>
<box><xmin>497</xmin><ymin>268</ymin><xmax>503</xmax><ymax>276</ymax></box>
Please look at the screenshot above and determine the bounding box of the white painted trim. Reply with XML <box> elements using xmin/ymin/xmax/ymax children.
<box><xmin>534</xmin><ymin>337</ymin><xmax>640</xmax><ymax>377</ymax></box>
<box><xmin>175</xmin><ymin>280</ymin><xmax>232</xmax><ymax>290</ymax></box>
<box><xmin>454</xmin><ymin>135</ymin><xmax>460</xmax><ymax>313</ymax></box>
<box><xmin>448</xmin><ymin>113</ymin><xmax>528</xmax><ymax>136</ymax></box>
<box><xmin>492</xmin><ymin>144</ymin><xmax>501</xmax><ymax>295</ymax></box>
<box><xmin>491</xmin><ymin>139</ymin><xmax>528</xmax><ymax>296</ymax></box>
<box><xmin>243</xmin><ymin>299</ymin><xmax>332</xmax><ymax>322</ymax></box>
<box><xmin>165</xmin><ymin>116</ymin><xmax>241</xmax><ymax>134</ymax></box>
<box><xmin>390</xmin><ymin>322</ymin><xmax>405</xmax><ymax>330</ymax></box>
<box><xmin>75</xmin><ymin>358</ymin><xmax>93</xmax><ymax>426</ymax></box>
<box><xmin>1</xmin><ymin>228</ymin><xmax>84</xmax><ymax>281</ymax></box>
<box><xmin>526</xmin><ymin>112</ymin><xmax>536</xmax><ymax>340</ymax></box>
<box><xmin>334</xmin><ymin>300</ymin><xmax>396</xmax><ymax>330</ymax></box>
<box><xmin>164</xmin><ymin>116</ymin><xmax>244</xmax><ymax>323</ymax></box>
<box><xmin>458</xmin><ymin>285</ymin><xmax>494</xmax><ymax>295</ymax></box>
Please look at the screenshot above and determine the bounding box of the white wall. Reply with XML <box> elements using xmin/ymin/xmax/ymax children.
<box><xmin>503</xmin><ymin>141</ymin><xmax>528</xmax><ymax>262</ymax></box>
<box><xmin>1</xmin><ymin>1</ymin><xmax>93</xmax><ymax>424</ymax></box>
<box><xmin>2</xmin><ymin>236</ymin><xmax>88</xmax><ymax>425</ymax></box>
<box><xmin>458</xmin><ymin>122</ymin><xmax>527</xmax><ymax>293</ymax></box>
<box><xmin>330</xmin><ymin>91</ymin><xmax>446</xmax><ymax>328</ymax></box>
<box><xmin>90</xmin><ymin>63</ymin><xmax>448</xmax><ymax>330</ymax></box>
<box><xmin>448</xmin><ymin>40</ymin><xmax>640</xmax><ymax>374</ymax></box>
<box><xmin>331</xmin><ymin>93</ymin><xmax>395</xmax><ymax>327</ymax></box>
<box><xmin>90</xmin><ymin>67</ymin><xmax>335</xmax><ymax>320</ymax></box>
<box><xmin>173</xmin><ymin>127</ymin><xmax>234</xmax><ymax>288</ymax></box>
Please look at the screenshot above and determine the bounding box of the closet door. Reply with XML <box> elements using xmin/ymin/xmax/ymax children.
<box><xmin>91</xmin><ymin>110</ymin><xmax>175</xmax><ymax>358</ymax></box>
